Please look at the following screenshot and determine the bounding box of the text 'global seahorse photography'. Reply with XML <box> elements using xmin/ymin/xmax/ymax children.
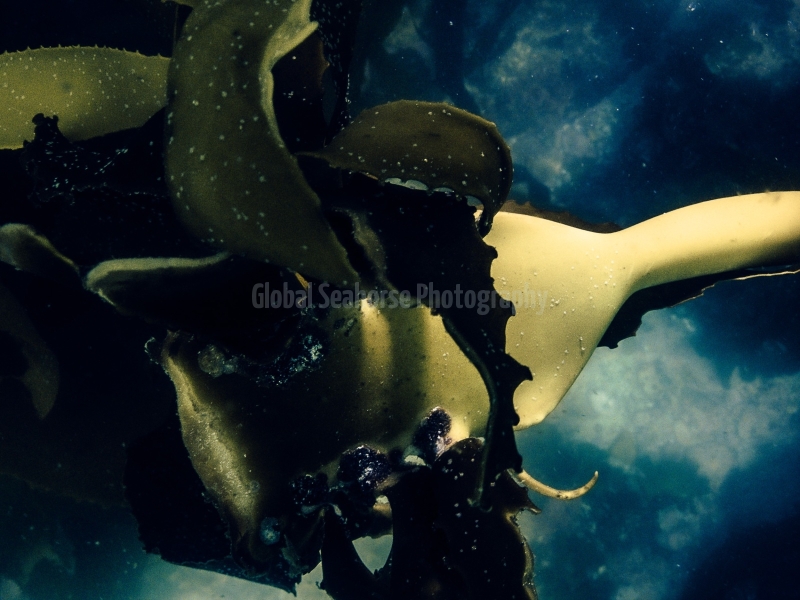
<box><xmin>251</xmin><ymin>281</ymin><xmax>539</xmax><ymax>316</ymax></box>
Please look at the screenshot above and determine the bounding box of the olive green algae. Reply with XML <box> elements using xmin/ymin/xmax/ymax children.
<box><xmin>305</xmin><ymin>100</ymin><xmax>513</xmax><ymax>233</ymax></box>
<box><xmin>0</xmin><ymin>47</ymin><xmax>168</xmax><ymax>149</ymax></box>
<box><xmin>166</xmin><ymin>0</ymin><xmax>357</xmax><ymax>285</ymax></box>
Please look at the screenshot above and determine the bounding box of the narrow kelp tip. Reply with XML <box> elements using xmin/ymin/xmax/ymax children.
<box><xmin>516</xmin><ymin>468</ymin><xmax>599</xmax><ymax>501</ymax></box>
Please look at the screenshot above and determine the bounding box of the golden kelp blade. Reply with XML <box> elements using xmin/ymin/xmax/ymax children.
<box><xmin>489</xmin><ymin>191</ymin><xmax>800</xmax><ymax>428</ymax></box>
<box><xmin>0</xmin><ymin>47</ymin><xmax>169</xmax><ymax>149</ymax></box>
<box><xmin>166</xmin><ymin>0</ymin><xmax>357</xmax><ymax>286</ymax></box>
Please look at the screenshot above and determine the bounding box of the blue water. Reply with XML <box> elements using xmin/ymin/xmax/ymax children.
<box><xmin>1</xmin><ymin>0</ymin><xmax>799</xmax><ymax>598</ymax></box>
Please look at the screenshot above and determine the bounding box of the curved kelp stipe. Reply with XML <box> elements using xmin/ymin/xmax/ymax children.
<box><xmin>0</xmin><ymin>47</ymin><xmax>168</xmax><ymax>149</ymax></box>
<box><xmin>166</xmin><ymin>0</ymin><xmax>357</xmax><ymax>285</ymax></box>
<box><xmin>517</xmin><ymin>469</ymin><xmax>598</xmax><ymax>501</ymax></box>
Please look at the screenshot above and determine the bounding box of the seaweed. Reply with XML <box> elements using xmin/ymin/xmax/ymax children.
<box><xmin>1</xmin><ymin>1</ymin><xmax>799</xmax><ymax>598</ymax></box>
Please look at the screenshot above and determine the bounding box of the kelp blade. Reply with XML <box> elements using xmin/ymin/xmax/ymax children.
<box><xmin>490</xmin><ymin>191</ymin><xmax>800</xmax><ymax>428</ymax></box>
<box><xmin>304</xmin><ymin>100</ymin><xmax>513</xmax><ymax>232</ymax></box>
<box><xmin>165</xmin><ymin>0</ymin><xmax>357</xmax><ymax>285</ymax></box>
<box><xmin>0</xmin><ymin>47</ymin><xmax>168</xmax><ymax>149</ymax></box>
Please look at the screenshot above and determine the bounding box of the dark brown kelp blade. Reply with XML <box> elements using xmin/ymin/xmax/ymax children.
<box><xmin>321</xmin><ymin>438</ymin><xmax>538</xmax><ymax>600</ymax></box>
<box><xmin>0</xmin><ymin>264</ymin><xmax>174</xmax><ymax>505</ymax></box>
<box><xmin>310</xmin><ymin>0</ymin><xmax>364</xmax><ymax>140</ymax></box>
<box><xmin>431</xmin><ymin>438</ymin><xmax>538</xmax><ymax>600</ymax></box>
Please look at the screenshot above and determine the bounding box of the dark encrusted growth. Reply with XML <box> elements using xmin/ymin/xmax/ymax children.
<box><xmin>320</xmin><ymin>438</ymin><xmax>539</xmax><ymax>600</ymax></box>
<box><xmin>19</xmin><ymin>112</ymin><xmax>209</xmax><ymax>263</ymax></box>
<box><xmin>337</xmin><ymin>445</ymin><xmax>391</xmax><ymax>494</ymax></box>
<box><xmin>291</xmin><ymin>473</ymin><xmax>329</xmax><ymax>513</ymax></box>
<box><xmin>413</xmin><ymin>407</ymin><xmax>453</xmax><ymax>464</ymax></box>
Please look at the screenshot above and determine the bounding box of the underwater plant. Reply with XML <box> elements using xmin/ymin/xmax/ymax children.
<box><xmin>1</xmin><ymin>0</ymin><xmax>799</xmax><ymax>598</ymax></box>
